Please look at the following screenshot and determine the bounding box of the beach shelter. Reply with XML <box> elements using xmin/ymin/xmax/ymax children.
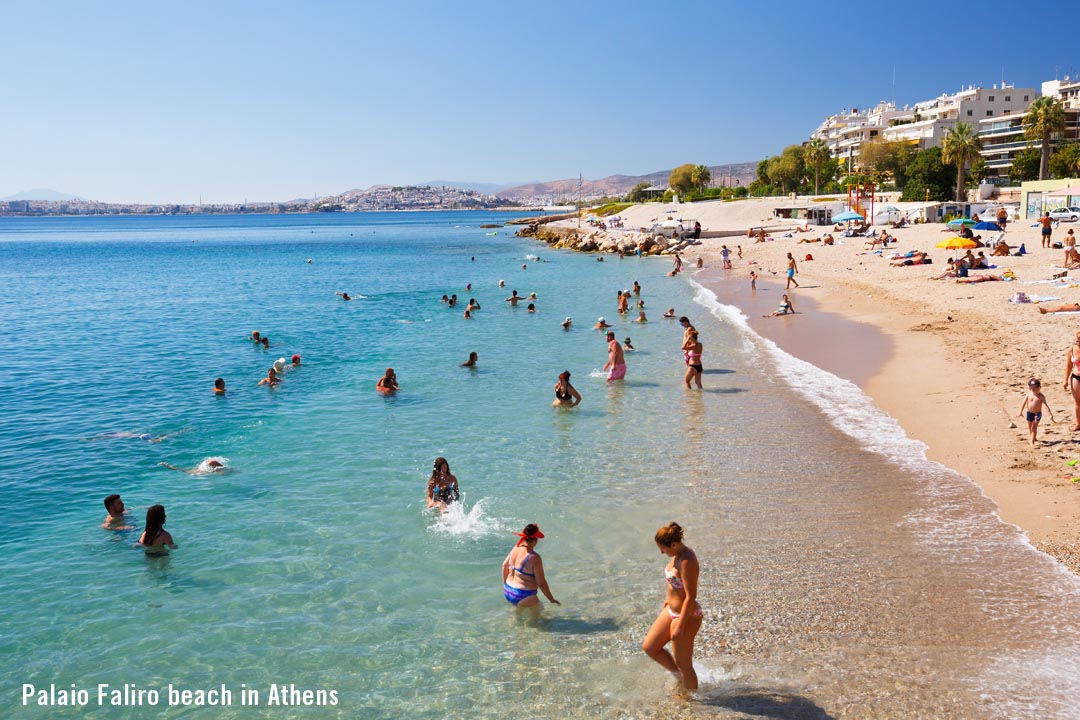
<box><xmin>659</xmin><ymin>219</ymin><xmax>683</xmax><ymax>229</ymax></box>
<box><xmin>832</xmin><ymin>210</ymin><xmax>864</xmax><ymax>222</ymax></box>
<box><xmin>1047</xmin><ymin>185</ymin><xmax>1080</xmax><ymax>197</ymax></box>
<box><xmin>973</xmin><ymin>221</ymin><xmax>1002</xmax><ymax>231</ymax></box>
<box><xmin>935</xmin><ymin>237</ymin><xmax>979</xmax><ymax>250</ymax></box>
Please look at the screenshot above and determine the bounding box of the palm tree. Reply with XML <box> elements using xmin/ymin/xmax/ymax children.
<box><xmin>941</xmin><ymin>123</ymin><xmax>982</xmax><ymax>202</ymax></box>
<box><xmin>805</xmin><ymin>138</ymin><xmax>830</xmax><ymax>195</ymax></box>
<box><xmin>1024</xmin><ymin>96</ymin><xmax>1067</xmax><ymax>180</ymax></box>
<box><xmin>691</xmin><ymin>165</ymin><xmax>711</xmax><ymax>192</ymax></box>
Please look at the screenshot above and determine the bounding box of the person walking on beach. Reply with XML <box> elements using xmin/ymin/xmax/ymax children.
<box><xmin>553</xmin><ymin>370</ymin><xmax>581</xmax><ymax>408</ymax></box>
<box><xmin>1063</xmin><ymin>332</ymin><xmax>1080</xmax><ymax>431</ymax></box>
<box><xmin>683</xmin><ymin>329</ymin><xmax>703</xmax><ymax>389</ymax></box>
<box><xmin>750</xmin><ymin>270</ymin><xmax>758</xmax><ymax>291</ymax></box>
<box><xmin>603</xmin><ymin>331</ymin><xmax>626</xmax><ymax>382</ymax></box>
<box><xmin>1040</xmin><ymin>212</ymin><xmax>1053</xmax><ymax>249</ymax></box>
<box><xmin>1019</xmin><ymin>378</ymin><xmax>1055</xmax><ymax>447</ymax></box>
<box><xmin>426</xmin><ymin>457</ymin><xmax>460</xmax><ymax>510</ymax></box>
<box><xmin>720</xmin><ymin>245</ymin><xmax>732</xmax><ymax>269</ymax></box>
<box><xmin>1065</xmin><ymin>229</ymin><xmax>1077</xmax><ymax>267</ymax></box>
<box><xmin>501</xmin><ymin>524</ymin><xmax>560</xmax><ymax>609</ymax></box>
<box><xmin>102</xmin><ymin>494</ymin><xmax>133</xmax><ymax>531</ymax></box>
<box><xmin>643</xmin><ymin>522</ymin><xmax>702</xmax><ymax>691</ymax></box>
<box><xmin>138</xmin><ymin>505</ymin><xmax>176</xmax><ymax>557</ymax></box>
<box><xmin>785</xmin><ymin>252</ymin><xmax>799</xmax><ymax>289</ymax></box>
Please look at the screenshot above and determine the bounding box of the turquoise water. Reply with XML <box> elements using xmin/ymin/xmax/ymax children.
<box><xmin>3</xmin><ymin>212</ymin><xmax>1080</xmax><ymax>719</ymax></box>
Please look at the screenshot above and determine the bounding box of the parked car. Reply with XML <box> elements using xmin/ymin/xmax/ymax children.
<box><xmin>1049</xmin><ymin>207</ymin><xmax>1080</xmax><ymax>222</ymax></box>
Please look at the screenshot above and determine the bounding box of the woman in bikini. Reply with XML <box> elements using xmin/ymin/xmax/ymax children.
<box><xmin>1064</xmin><ymin>331</ymin><xmax>1080</xmax><ymax>431</ymax></box>
<box><xmin>643</xmin><ymin>522</ymin><xmax>701</xmax><ymax>691</ymax></box>
<box><xmin>426</xmin><ymin>457</ymin><xmax>460</xmax><ymax>510</ymax></box>
<box><xmin>138</xmin><ymin>505</ymin><xmax>176</xmax><ymax>557</ymax></box>
<box><xmin>552</xmin><ymin>370</ymin><xmax>581</xmax><ymax>408</ymax></box>
<box><xmin>683</xmin><ymin>330</ymin><xmax>703</xmax><ymax>389</ymax></box>
<box><xmin>376</xmin><ymin>368</ymin><xmax>398</xmax><ymax>394</ymax></box>
<box><xmin>501</xmin><ymin>524</ymin><xmax>559</xmax><ymax>609</ymax></box>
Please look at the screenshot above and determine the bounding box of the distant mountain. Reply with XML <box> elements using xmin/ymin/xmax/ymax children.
<box><xmin>494</xmin><ymin>164</ymin><xmax>759</xmax><ymax>202</ymax></box>
<box><xmin>1</xmin><ymin>188</ymin><xmax>85</xmax><ymax>202</ymax></box>
<box><xmin>420</xmin><ymin>180</ymin><xmax>531</xmax><ymax>195</ymax></box>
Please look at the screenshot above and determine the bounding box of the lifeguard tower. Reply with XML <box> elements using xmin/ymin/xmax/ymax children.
<box><xmin>848</xmin><ymin>182</ymin><xmax>875</xmax><ymax>222</ymax></box>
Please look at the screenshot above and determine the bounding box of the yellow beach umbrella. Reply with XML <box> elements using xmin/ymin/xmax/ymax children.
<box><xmin>935</xmin><ymin>237</ymin><xmax>979</xmax><ymax>250</ymax></box>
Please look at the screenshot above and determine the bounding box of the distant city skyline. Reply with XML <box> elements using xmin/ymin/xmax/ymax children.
<box><xmin>2</xmin><ymin>0</ymin><xmax>1075</xmax><ymax>204</ymax></box>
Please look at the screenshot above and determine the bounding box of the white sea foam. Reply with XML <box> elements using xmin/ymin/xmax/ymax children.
<box><xmin>193</xmin><ymin>456</ymin><xmax>229</xmax><ymax>474</ymax></box>
<box><xmin>429</xmin><ymin>497</ymin><xmax>501</xmax><ymax>539</ymax></box>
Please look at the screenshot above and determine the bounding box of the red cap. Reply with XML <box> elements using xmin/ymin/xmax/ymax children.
<box><xmin>291</xmin><ymin>354</ymin><xmax>301</xmax><ymax>362</ymax></box>
<box><xmin>513</xmin><ymin>526</ymin><xmax>545</xmax><ymax>545</ymax></box>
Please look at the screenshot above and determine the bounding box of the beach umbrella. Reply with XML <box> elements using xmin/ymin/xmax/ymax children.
<box><xmin>973</xmin><ymin>221</ymin><xmax>1002</xmax><ymax>231</ymax></box>
<box><xmin>936</xmin><ymin>237</ymin><xmax>979</xmax><ymax>249</ymax></box>
<box><xmin>832</xmin><ymin>210</ymin><xmax>864</xmax><ymax>222</ymax></box>
<box><xmin>659</xmin><ymin>219</ymin><xmax>683</xmax><ymax>228</ymax></box>
<box><xmin>946</xmin><ymin>217</ymin><xmax>976</xmax><ymax>227</ymax></box>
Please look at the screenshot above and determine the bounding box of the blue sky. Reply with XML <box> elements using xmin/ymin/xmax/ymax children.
<box><xmin>2</xmin><ymin>0</ymin><xmax>1074</xmax><ymax>203</ymax></box>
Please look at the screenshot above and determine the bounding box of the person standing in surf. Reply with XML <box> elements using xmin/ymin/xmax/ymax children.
<box><xmin>603</xmin><ymin>331</ymin><xmax>626</xmax><ymax>382</ymax></box>
<box><xmin>426</xmin><ymin>457</ymin><xmax>459</xmax><ymax>510</ymax></box>
<box><xmin>643</xmin><ymin>522</ymin><xmax>701</xmax><ymax>691</ymax></box>
<box><xmin>501</xmin><ymin>524</ymin><xmax>559</xmax><ymax>609</ymax></box>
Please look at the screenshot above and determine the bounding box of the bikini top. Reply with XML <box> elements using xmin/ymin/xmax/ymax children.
<box><xmin>664</xmin><ymin>565</ymin><xmax>684</xmax><ymax>590</ymax></box>
<box><xmin>1072</xmin><ymin>350</ymin><xmax>1080</xmax><ymax>373</ymax></box>
<box><xmin>510</xmin><ymin>550</ymin><xmax>536</xmax><ymax>578</ymax></box>
<box><xmin>555</xmin><ymin>387</ymin><xmax>570</xmax><ymax>400</ymax></box>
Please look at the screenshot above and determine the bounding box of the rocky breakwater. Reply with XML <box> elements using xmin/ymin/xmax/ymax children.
<box><xmin>515</xmin><ymin>222</ymin><xmax>702</xmax><ymax>256</ymax></box>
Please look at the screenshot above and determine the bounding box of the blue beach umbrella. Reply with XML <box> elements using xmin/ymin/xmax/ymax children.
<box><xmin>833</xmin><ymin>210</ymin><xmax>864</xmax><ymax>222</ymax></box>
<box><xmin>973</xmin><ymin>221</ymin><xmax>1002</xmax><ymax>231</ymax></box>
<box><xmin>947</xmin><ymin>217</ymin><xmax>976</xmax><ymax>227</ymax></box>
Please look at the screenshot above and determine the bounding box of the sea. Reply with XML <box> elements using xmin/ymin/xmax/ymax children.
<box><xmin>2</xmin><ymin>211</ymin><xmax>1080</xmax><ymax>719</ymax></box>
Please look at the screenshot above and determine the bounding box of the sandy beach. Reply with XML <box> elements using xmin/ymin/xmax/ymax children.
<box><xmin>551</xmin><ymin>198</ymin><xmax>1080</xmax><ymax>573</ymax></box>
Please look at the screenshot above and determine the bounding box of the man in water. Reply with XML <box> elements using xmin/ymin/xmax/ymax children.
<box><xmin>102</xmin><ymin>494</ymin><xmax>133</xmax><ymax>530</ymax></box>
<box><xmin>505</xmin><ymin>290</ymin><xmax>523</xmax><ymax>306</ymax></box>
<box><xmin>158</xmin><ymin>460</ymin><xmax>226</xmax><ymax>475</ymax></box>
<box><xmin>603</xmin><ymin>331</ymin><xmax>626</xmax><ymax>382</ymax></box>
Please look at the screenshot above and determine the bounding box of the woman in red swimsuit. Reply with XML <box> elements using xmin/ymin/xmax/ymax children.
<box><xmin>642</xmin><ymin>522</ymin><xmax>702</xmax><ymax>690</ymax></box>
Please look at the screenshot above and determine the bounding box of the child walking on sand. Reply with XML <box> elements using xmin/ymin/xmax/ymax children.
<box><xmin>1019</xmin><ymin>378</ymin><xmax>1055</xmax><ymax>446</ymax></box>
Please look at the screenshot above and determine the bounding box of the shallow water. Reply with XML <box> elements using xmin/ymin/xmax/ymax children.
<box><xmin>1</xmin><ymin>213</ymin><xmax>1079</xmax><ymax>719</ymax></box>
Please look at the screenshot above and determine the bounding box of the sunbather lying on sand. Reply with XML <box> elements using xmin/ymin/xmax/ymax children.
<box><xmin>955</xmin><ymin>273</ymin><xmax>1003</xmax><ymax>283</ymax></box>
<box><xmin>890</xmin><ymin>252</ymin><xmax>931</xmax><ymax>267</ymax></box>
<box><xmin>1038</xmin><ymin>303</ymin><xmax>1080</xmax><ymax>314</ymax></box>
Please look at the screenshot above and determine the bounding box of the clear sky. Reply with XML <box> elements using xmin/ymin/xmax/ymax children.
<box><xmin>2</xmin><ymin>0</ymin><xmax>1074</xmax><ymax>203</ymax></box>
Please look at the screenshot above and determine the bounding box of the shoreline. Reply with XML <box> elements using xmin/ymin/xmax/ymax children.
<box><xmin>685</xmin><ymin>235</ymin><xmax>1080</xmax><ymax>574</ymax></box>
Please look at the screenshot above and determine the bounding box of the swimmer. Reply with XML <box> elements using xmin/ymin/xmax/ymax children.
<box><xmin>466</xmin><ymin>298</ymin><xmax>481</xmax><ymax>311</ymax></box>
<box><xmin>290</xmin><ymin>354</ymin><xmax>301</xmax><ymax>368</ymax></box>
<box><xmin>441</xmin><ymin>294</ymin><xmax>449</xmax><ymax>303</ymax></box>
<box><xmin>463</xmin><ymin>309</ymin><xmax>472</xmax><ymax>319</ymax></box>
<box><xmin>427</xmin><ymin>457</ymin><xmax>460</xmax><ymax>510</ymax></box>
<box><xmin>213</xmin><ymin>378</ymin><xmax>226</xmax><ymax>395</ymax></box>
<box><xmin>462</xmin><ymin>351</ymin><xmax>478</xmax><ymax>368</ymax></box>
<box><xmin>562</xmin><ymin>317</ymin><xmax>573</xmax><ymax>330</ymax></box>
<box><xmin>158</xmin><ymin>459</ymin><xmax>227</xmax><ymax>475</ymax></box>
<box><xmin>138</xmin><ymin>504</ymin><xmax>176</xmax><ymax>557</ymax></box>
<box><xmin>527</xmin><ymin>303</ymin><xmax>535</xmax><ymax>313</ymax></box>
<box><xmin>250</xmin><ymin>330</ymin><xmax>261</xmax><ymax>343</ymax></box>
<box><xmin>102</xmin><ymin>494</ymin><xmax>133</xmax><ymax>531</ymax></box>
<box><xmin>505</xmin><ymin>290</ymin><xmax>523</xmax><ymax>306</ymax></box>
<box><xmin>376</xmin><ymin>368</ymin><xmax>398</xmax><ymax>394</ymax></box>
<box><xmin>502</xmin><ymin>524</ymin><xmax>559</xmax><ymax>609</ymax></box>
<box><xmin>466</xmin><ymin>283</ymin><xmax>472</xmax><ymax>291</ymax></box>
<box><xmin>272</xmin><ymin>357</ymin><xmax>286</xmax><ymax>374</ymax></box>
<box><xmin>553</xmin><ymin>370</ymin><xmax>582</xmax><ymax>407</ymax></box>
<box><xmin>499</xmin><ymin>280</ymin><xmax>505</xmax><ymax>287</ymax></box>
<box><xmin>85</xmin><ymin>431</ymin><xmax>170</xmax><ymax>443</ymax></box>
<box><xmin>595</xmin><ymin>316</ymin><xmax>611</xmax><ymax>330</ymax></box>
<box><xmin>634</xmin><ymin>311</ymin><xmax>648</xmax><ymax>323</ymax></box>
<box><xmin>633</xmin><ymin>281</ymin><xmax>641</xmax><ymax>296</ymax></box>
<box><xmin>336</xmin><ymin>292</ymin><xmax>353</xmax><ymax>301</ymax></box>
<box><xmin>522</xmin><ymin>263</ymin><xmax>527</xmax><ymax>270</ymax></box>
<box><xmin>623</xmin><ymin>337</ymin><xmax>635</xmax><ymax>350</ymax></box>
<box><xmin>448</xmin><ymin>294</ymin><xmax>458</xmax><ymax>307</ymax></box>
<box><xmin>258</xmin><ymin>367</ymin><xmax>280</xmax><ymax>386</ymax></box>
<box><xmin>643</xmin><ymin>522</ymin><xmax>701</xmax><ymax>691</ymax></box>
<box><xmin>663</xmin><ymin>308</ymin><xmax>675</xmax><ymax>319</ymax></box>
<box><xmin>261</xmin><ymin>336</ymin><xmax>270</xmax><ymax>349</ymax></box>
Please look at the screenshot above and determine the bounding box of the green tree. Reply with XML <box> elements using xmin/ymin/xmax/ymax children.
<box><xmin>804</xmin><ymin>138</ymin><xmax>830</xmax><ymax>195</ymax></box>
<box><xmin>766</xmin><ymin>145</ymin><xmax>806</xmax><ymax>193</ymax></box>
<box><xmin>900</xmin><ymin>147</ymin><xmax>953</xmax><ymax>202</ymax></box>
<box><xmin>941</xmin><ymin>123</ymin><xmax>982</xmax><ymax>202</ymax></box>
<box><xmin>1024</xmin><ymin>96</ymin><xmax>1067</xmax><ymax>180</ymax></box>
<box><xmin>756</xmin><ymin>158</ymin><xmax>770</xmax><ymax>184</ymax></box>
<box><xmin>1009</xmin><ymin>147</ymin><xmax>1040</xmax><ymax>183</ymax></box>
<box><xmin>668</xmin><ymin>164</ymin><xmax>696</xmax><ymax>196</ymax></box>
<box><xmin>690</xmin><ymin>165</ymin><xmax>712</xmax><ymax>192</ymax></box>
<box><xmin>626</xmin><ymin>181</ymin><xmax>652</xmax><ymax>203</ymax></box>
<box><xmin>1048</xmin><ymin>143</ymin><xmax>1080</xmax><ymax>179</ymax></box>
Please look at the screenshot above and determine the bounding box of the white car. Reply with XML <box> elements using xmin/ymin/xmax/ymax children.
<box><xmin>1049</xmin><ymin>207</ymin><xmax>1080</xmax><ymax>222</ymax></box>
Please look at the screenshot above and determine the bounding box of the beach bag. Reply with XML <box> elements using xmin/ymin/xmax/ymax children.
<box><xmin>804</xmin><ymin>253</ymin><xmax>814</xmax><ymax>261</ymax></box>
<box><xmin>1011</xmin><ymin>291</ymin><xmax>1029</xmax><ymax>304</ymax></box>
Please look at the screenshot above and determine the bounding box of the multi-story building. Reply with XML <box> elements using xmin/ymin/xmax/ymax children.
<box><xmin>978</xmin><ymin>78</ymin><xmax>1080</xmax><ymax>185</ymax></box>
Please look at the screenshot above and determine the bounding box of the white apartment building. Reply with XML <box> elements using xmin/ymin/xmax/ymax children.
<box><xmin>812</xmin><ymin>84</ymin><xmax>1037</xmax><ymax>168</ymax></box>
<box><xmin>978</xmin><ymin>78</ymin><xmax>1080</xmax><ymax>184</ymax></box>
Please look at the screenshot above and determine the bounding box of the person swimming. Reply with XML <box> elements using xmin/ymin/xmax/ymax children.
<box><xmin>138</xmin><ymin>504</ymin><xmax>176</xmax><ymax>557</ymax></box>
<box><xmin>552</xmin><ymin>370</ymin><xmax>581</xmax><ymax>407</ymax></box>
<box><xmin>376</xmin><ymin>368</ymin><xmax>399</xmax><ymax>394</ymax></box>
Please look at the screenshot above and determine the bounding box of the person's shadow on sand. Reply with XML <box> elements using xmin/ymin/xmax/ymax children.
<box><xmin>694</xmin><ymin>687</ymin><xmax>834</xmax><ymax>719</ymax></box>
